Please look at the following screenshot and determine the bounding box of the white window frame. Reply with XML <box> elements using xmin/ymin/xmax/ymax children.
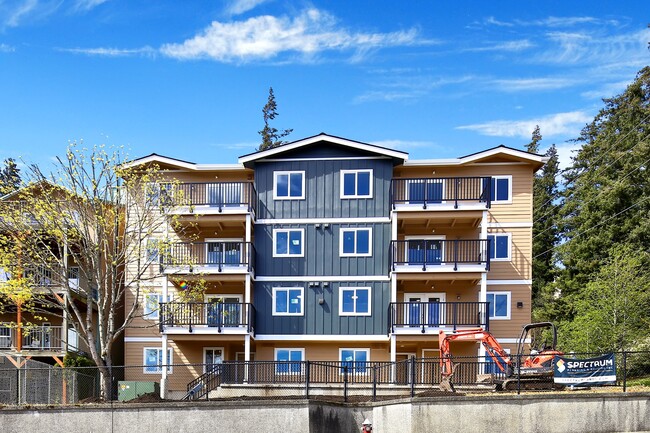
<box><xmin>143</xmin><ymin>347</ymin><xmax>173</xmax><ymax>374</ymax></box>
<box><xmin>272</xmin><ymin>287</ymin><xmax>304</xmax><ymax>316</ymax></box>
<box><xmin>145</xmin><ymin>182</ymin><xmax>160</xmax><ymax>206</ymax></box>
<box><xmin>144</xmin><ymin>293</ymin><xmax>173</xmax><ymax>320</ymax></box>
<box><xmin>490</xmin><ymin>175</ymin><xmax>512</xmax><ymax>204</ymax></box>
<box><xmin>145</xmin><ymin>237</ymin><xmax>160</xmax><ymax>262</ymax></box>
<box><xmin>339</xmin><ymin>348</ymin><xmax>370</xmax><ymax>375</ymax></box>
<box><xmin>340</xmin><ymin>169</ymin><xmax>373</xmax><ymax>199</ymax></box>
<box><xmin>274</xmin><ymin>348</ymin><xmax>305</xmax><ymax>374</ymax></box>
<box><xmin>339</xmin><ymin>287</ymin><xmax>371</xmax><ymax>316</ymax></box>
<box><xmin>339</xmin><ymin>228</ymin><xmax>373</xmax><ymax>257</ymax></box>
<box><xmin>487</xmin><ymin>233</ymin><xmax>512</xmax><ymax>261</ymax></box>
<box><xmin>203</xmin><ymin>347</ymin><xmax>224</xmax><ymax>374</ymax></box>
<box><xmin>486</xmin><ymin>291</ymin><xmax>511</xmax><ymax>320</ymax></box>
<box><xmin>273</xmin><ymin>171</ymin><xmax>305</xmax><ymax>200</ymax></box>
<box><xmin>273</xmin><ymin>228</ymin><xmax>305</xmax><ymax>257</ymax></box>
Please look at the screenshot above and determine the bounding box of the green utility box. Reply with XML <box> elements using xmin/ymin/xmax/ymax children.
<box><xmin>117</xmin><ymin>381</ymin><xmax>160</xmax><ymax>401</ymax></box>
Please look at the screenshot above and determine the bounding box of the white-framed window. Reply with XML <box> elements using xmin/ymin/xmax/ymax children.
<box><xmin>272</xmin><ymin>287</ymin><xmax>304</xmax><ymax>316</ymax></box>
<box><xmin>145</xmin><ymin>237</ymin><xmax>160</xmax><ymax>262</ymax></box>
<box><xmin>340</xmin><ymin>228</ymin><xmax>372</xmax><ymax>257</ymax></box>
<box><xmin>339</xmin><ymin>287</ymin><xmax>371</xmax><ymax>316</ymax></box>
<box><xmin>340</xmin><ymin>169</ymin><xmax>373</xmax><ymax>198</ymax></box>
<box><xmin>339</xmin><ymin>348</ymin><xmax>369</xmax><ymax>374</ymax></box>
<box><xmin>273</xmin><ymin>229</ymin><xmax>304</xmax><ymax>257</ymax></box>
<box><xmin>487</xmin><ymin>175</ymin><xmax>512</xmax><ymax>204</ymax></box>
<box><xmin>143</xmin><ymin>347</ymin><xmax>173</xmax><ymax>374</ymax></box>
<box><xmin>486</xmin><ymin>292</ymin><xmax>511</xmax><ymax>320</ymax></box>
<box><xmin>145</xmin><ymin>182</ymin><xmax>160</xmax><ymax>206</ymax></box>
<box><xmin>144</xmin><ymin>293</ymin><xmax>172</xmax><ymax>320</ymax></box>
<box><xmin>273</xmin><ymin>171</ymin><xmax>305</xmax><ymax>200</ymax></box>
<box><xmin>275</xmin><ymin>348</ymin><xmax>304</xmax><ymax>374</ymax></box>
<box><xmin>487</xmin><ymin>233</ymin><xmax>511</xmax><ymax>261</ymax></box>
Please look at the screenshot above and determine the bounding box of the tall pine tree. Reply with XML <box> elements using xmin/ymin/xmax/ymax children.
<box><xmin>0</xmin><ymin>158</ymin><xmax>21</xmax><ymax>196</ymax></box>
<box><xmin>258</xmin><ymin>87</ymin><xmax>293</xmax><ymax>151</ymax></box>
<box><xmin>526</xmin><ymin>128</ymin><xmax>560</xmax><ymax>308</ymax></box>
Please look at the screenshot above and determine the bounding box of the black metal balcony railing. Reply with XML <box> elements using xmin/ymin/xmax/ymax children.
<box><xmin>161</xmin><ymin>241</ymin><xmax>255</xmax><ymax>272</ymax></box>
<box><xmin>0</xmin><ymin>324</ymin><xmax>65</xmax><ymax>351</ymax></box>
<box><xmin>388</xmin><ymin>301</ymin><xmax>489</xmax><ymax>334</ymax></box>
<box><xmin>165</xmin><ymin>182</ymin><xmax>257</xmax><ymax>214</ymax></box>
<box><xmin>159</xmin><ymin>302</ymin><xmax>255</xmax><ymax>334</ymax></box>
<box><xmin>390</xmin><ymin>177</ymin><xmax>492</xmax><ymax>209</ymax></box>
<box><xmin>390</xmin><ymin>239</ymin><xmax>490</xmax><ymax>271</ymax></box>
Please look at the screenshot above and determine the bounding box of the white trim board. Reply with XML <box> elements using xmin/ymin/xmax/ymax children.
<box><xmin>256</xmin><ymin>217</ymin><xmax>390</xmax><ymax>224</ymax></box>
<box><xmin>125</xmin><ymin>337</ymin><xmax>163</xmax><ymax>343</ymax></box>
<box><xmin>486</xmin><ymin>280</ymin><xmax>532</xmax><ymax>285</ymax></box>
<box><xmin>260</xmin><ymin>156</ymin><xmax>389</xmax><ymax>162</ymax></box>
<box><xmin>254</xmin><ymin>275</ymin><xmax>390</xmax><ymax>282</ymax></box>
<box><xmin>254</xmin><ymin>334</ymin><xmax>390</xmax><ymax>342</ymax></box>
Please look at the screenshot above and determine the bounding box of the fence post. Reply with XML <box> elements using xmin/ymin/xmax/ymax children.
<box><xmin>343</xmin><ymin>366</ymin><xmax>348</xmax><ymax>403</ymax></box>
<box><xmin>305</xmin><ymin>361</ymin><xmax>310</xmax><ymax>399</ymax></box>
<box><xmin>410</xmin><ymin>356</ymin><xmax>416</xmax><ymax>398</ymax></box>
<box><xmin>372</xmin><ymin>365</ymin><xmax>377</xmax><ymax>402</ymax></box>
<box><xmin>517</xmin><ymin>354</ymin><xmax>521</xmax><ymax>395</ymax></box>
<box><xmin>622</xmin><ymin>351</ymin><xmax>627</xmax><ymax>393</ymax></box>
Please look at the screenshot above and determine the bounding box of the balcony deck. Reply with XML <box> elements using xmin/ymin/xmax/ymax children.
<box><xmin>390</xmin><ymin>239</ymin><xmax>490</xmax><ymax>273</ymax></box>
<box><xmin>163</xmin><ymin>182</ymin><xmax>256</xmax><ymax>216</ymax></box>
<box><xmin>161</xmin><ymin>241</ymin><xmax>255</xmax><ymax>276</ymax></box>
<box><xmin>0</xmin><ymin>324</ymin><xmax>66</xmax><ymax>354</ymax></box>
<box><xmin>391</xmin><ymin>177</ymin><xmax>491</xmax><ymax>211</ymax></box>
<box><xmin>159</xmin><ymin>302</ymin><xmax>255</xmax><ymax>335</ymax></box>
<box><xmin>388</xmin><ymin>301</ymin><xmax>489</xmax><ymax>335</ymax></box>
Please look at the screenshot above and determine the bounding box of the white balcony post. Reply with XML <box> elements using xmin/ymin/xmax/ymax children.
<box><xmin>390</xmin><ymin>335</ymin><xmax>397</xmax><ymax>382</ymax></box>
<box><xmin>160</xmin><ymin>334</ymin><xmax>168</xmax><ymax>399</ymax></box>
<box><xmin>244</xmin><ymin>334</ymin><xmax>251</xmax><ymax>383</ymax></box>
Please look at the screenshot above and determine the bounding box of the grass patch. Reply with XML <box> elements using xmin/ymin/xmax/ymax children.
<box><xmin>626</xmin><ymin>376</ymin><xmax>650</xmax><ymax>387</ymax></box>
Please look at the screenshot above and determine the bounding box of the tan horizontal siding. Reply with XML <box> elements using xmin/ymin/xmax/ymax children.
<box><xmin>487</xmin><ymin>227</ymin><xmax>532</xmax><ymax>280</ymax></box>
<box><xmin>486</xmin><ymin>283</ymin><xmax>531</xmax><ymax>339</ymax></box>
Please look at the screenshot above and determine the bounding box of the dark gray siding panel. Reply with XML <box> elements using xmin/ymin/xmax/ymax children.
<box><xmin>256</xmin><ymin>158</ymin><xmax>393</xmax><ymax>220</ymax></box>
<box><xmin>254</xmin><ymin>281</ymin><xmax>389</xmax><ymax>335</ymax></box>
<box><xmin>254</xmin><ymin>223</ymin><xmax>390</xmax><ymax>277</ymax></box>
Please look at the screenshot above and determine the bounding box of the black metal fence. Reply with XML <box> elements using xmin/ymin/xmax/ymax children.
<box><xmin>158</xmin><ymin>302</ymin><xmax>255</xmax><ymax>333</ymax></box>
<box><xmin>390</xmin><ymin>177</ymin><xmax>492</xmax><ymax>209</ymax></box>
<box><xmin>164</xmin><ymin>181</ymin><xmax>257</xmax><ymax>213</ymax></box>
<box><xmin>390</xmin><ymin>239</ymin><xmax>490</xmax><ymax>271</ymax></box>
<box><xmin>388</xmin><ymin>302</ymin><xmax>489</xmax><ymax>332</ymax></box>
<box><xmin>1</xmin><ymin>351</ymin><xmax>648</xmax><ymax>405</ymax></box>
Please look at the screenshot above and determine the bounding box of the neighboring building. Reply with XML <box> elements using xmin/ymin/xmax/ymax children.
<box><xmin>122</xmin><ymin>133</ymin><xmax>546</xmax><ymax>397</ymax></box>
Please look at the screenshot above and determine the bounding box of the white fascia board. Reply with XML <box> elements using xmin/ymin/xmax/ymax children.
<box><xmin>122</xmin><ymin>155</ymin><xmax>198</xmax><ymax>170</ymax></box>
<box><xmin>239</xmin><ymin>134</ymin><xmax>409</xmax><ymax>164</ymax></box>
<box><xmin>404</xmin><ymin>148</ymin><xmax>545</xmax><ymax>167</ymax></box>
<box><xmin>194</xmin><ymin>163</ymin><xmax>246</xmax><ymax>171</ymax></box>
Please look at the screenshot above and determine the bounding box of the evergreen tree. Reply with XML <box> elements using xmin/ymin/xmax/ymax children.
<box><xmin>526</xmin><ymin>125</ymin><xmax>542</xmax><ymax>154</ymax></box>
<box><xmin>258</xmin><ymin>87</ymin><xmax>293</xmax><ymax>151</ymax></box>
<box><xmin>530</xmin><ymin>144</ymin><xmax>560</xmax><ymax>308</ymax></box>
<box><xmin>0</xmin><ymin>158</ymin><xmax>21</xmax><ymax>196</ymax></box>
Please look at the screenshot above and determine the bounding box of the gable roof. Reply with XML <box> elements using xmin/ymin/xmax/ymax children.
<box><xmin>238</xmin><ymin>133</ymin><xmax>409</xmax><ymax>165</ymax></box>
<box><xmin>405</xmin><ymin>145</ymin><xmax>548</xmax><ymax>169</ymax></box>
<box><xmin>121</xmin><ymin>153</ymin><xmax>245</xmax><ymax>171</ymax></box>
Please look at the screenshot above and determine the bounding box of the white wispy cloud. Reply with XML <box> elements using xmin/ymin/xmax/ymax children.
<box><xmin>456</xmin><ymin>111</ymin><xmax>592</xmax><ymax>139</ymax></box>
<box><xmin>580</xmin><ymin>80</ymin><xmax>631</xmax><ymax>100</ymax></box>
<box><xmin>0</xmin><ymin>43</ymin><xmax>15</xmax><ymax>53</ymax></box>
<box><xmin>553</xmin><ymin>142</ymin><xmax>582</xmax><ymax>170</ymax></box>
<box><xmin>354</xmin><ymin>75</ymin><xmax>475</xmax><ymax>103</ymax></box>
<box><xmin>160</xmin><ymin>8</ymin><xmax>421</xmax><ymax>62</ymax></box>
<box><xmin>224</xmin><ymin>0</ymin><xmax>270</xmax><ymax>16</ymax></box>
<box><xmin>57</xmin><ymin>46</ymin><xmax>156</xmax><ymax>57</ymax></box>
<box><xmin>3</xmin><ymin>0</ymin><xmax>39</xmax><ymax>27</ymax></box>
<box><xmin>491</xmin><ymin>77</ymin><xmax>577</xmax><ymax>92</ymax></box>
<box><xmin>463</xmin><ymin>39</ymin><xmax>534</xmax><ymax>53</ymax></box>
<box><xmin>72</xmin><ymin>0</ymin><xmax>109</xmax><ymax>12</ymax></box>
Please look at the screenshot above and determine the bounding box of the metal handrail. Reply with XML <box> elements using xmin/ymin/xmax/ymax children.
<box><xmin>390</xmin><ymin>239</ymin><xmax>490</xmax><ymax>271</ymax></box>
<box><xmin>390</xmin><ymin>177</ymin><xmax>492</xmax><ymax>209</ymax></box>
<box><xmin>388</xmin><ymin>301</ymin><xmax>489</xmax><ymax>333</ymax></box>
<box><xmin>159</xmin><ymin>302</ymin><xmax>255</xmax><ymax>334</ymax></box>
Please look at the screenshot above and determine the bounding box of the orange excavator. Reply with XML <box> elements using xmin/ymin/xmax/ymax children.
<box><xmin>439</xmin><ymin>322</ymin><xmax>563</xmax><ymax>392</ymax></box>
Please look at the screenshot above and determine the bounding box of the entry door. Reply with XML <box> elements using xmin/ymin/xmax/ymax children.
<box><xmin>206</xmin><ymin>241</ymin><xmax>242</xmax><ymax>267</ymax></box>
<box><xmin>406</xmin><ymin>239</ymin><xmax>443</xmax><ymax>265</ymax></box>
<box><xmin>408</xmin><ymin>179</ymin><xmax>443</xmax><ymax>204</ymax></box>
<box><xmin>204</xmin><ymin>347</ymin><xmax>224</xmax><ymax>373</ymax></box>
<box><xmin>407</xmin><ymin>294</ymin><xmax>445</xmax><ymax>327</ymax></box>
<box><xmin>207</xmin><ymin>184</ymin><xmax>242</xmax><ymax>207</ymax></box>
<box><xmin>206</xmin><ymin>295</ymin><xmax>242</xmax><ymax>327</ymax></box>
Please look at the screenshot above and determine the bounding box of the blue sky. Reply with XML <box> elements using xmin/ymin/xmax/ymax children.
<box><xmin>0</xmin><ymin>0</ymin><xmax>648</xmax><ymax>170</ymax></box>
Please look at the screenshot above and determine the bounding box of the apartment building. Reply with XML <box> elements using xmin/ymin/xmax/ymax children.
<box><xmin>123</xmin><ymin>133</ymin><xmax>545</xmax><ymax>396</ymax></box>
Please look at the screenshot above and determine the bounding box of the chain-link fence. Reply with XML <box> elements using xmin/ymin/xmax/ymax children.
<box><xmin>1</xmin><ymin>351</ymin><xmax>648</xmax><ymax>405</ymax></box>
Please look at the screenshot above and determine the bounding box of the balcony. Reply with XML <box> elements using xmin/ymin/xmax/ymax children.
<box><xmin>0</xmin><ymin>324</ymin><xmax>65</xmax><ymax>352</ymax></box>
<box><xmin>164</xmin><ymin>182</ymin><xmax>256</xmax><ymax>215</ymax></box>
<box><xmin>388</xmin><ymin>302</ymin><xmax>489</xmax><ymax>334</ymax></box>
<box><xmin>161</xmin><ymin>241</ymin><xmax>255</xmax><ymax>275</ymax></box>
<box><xmin>390</xmin><ymin>177</ymin><xmax>491</xmax><ymax>211</ymax></box>
<box><xmin>390</xmin><ymin>239</ymin><xmax>490</xmax><ymax>273</ymax></box>
<box><xmin>159</xmin><ymin>302</ymin><xmax>255</xmax><ymax>335</ymax></box>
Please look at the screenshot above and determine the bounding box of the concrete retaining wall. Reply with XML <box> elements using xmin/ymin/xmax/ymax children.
<box><xmin>1</xmin><ymin>393</ymin><xmax>649</xmax><ymax>433</ymax></box>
